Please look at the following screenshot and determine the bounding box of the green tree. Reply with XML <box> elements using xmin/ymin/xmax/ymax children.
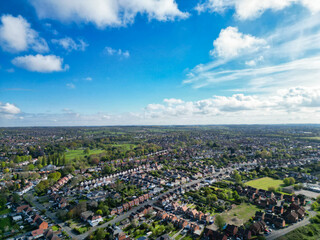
<box><xmin>234</xmin><ymin>171</ymin><xmax>242</xmax><ymax>183</ymax></box>
<box><xmin>215</xmin><ymin>215</ymin><xmax>226</xmax><ymax>231</ymax></box>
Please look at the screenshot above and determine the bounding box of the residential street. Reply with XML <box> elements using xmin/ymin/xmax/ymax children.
<box><xmin>266</xmin><ymin>208</ymin><xmax>317</xmax><ymax>240</ymax></box>
<box><xmin>27</xmin><ymin>168</ymin><xmax>316</xmax><ymax>240</ymax></box>
<box><xmin>28</xmin><ymin>173</ymin><xmax>216</xmax><ymax>240</ymax></box>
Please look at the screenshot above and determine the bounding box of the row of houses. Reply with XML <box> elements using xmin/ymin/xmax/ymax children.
<box><xmin>156</xmin><ymin>210</ymin><xmax>202</xmax><ymax>237</ymax></box>
<box><xmin>110</xmin><ymin>192</ymin><xmax>153</xmax><ymax>215</ymax></box>
<box><xmin>16</xmin><ymin>182</ymin><xmax>34</xmax><ymax>196</ymax></box>
<box><xmin>49</xmin><ymin>174</ymin><xmax>73</xmax><ymax>193</ymax></box>
<box><xmin>255</xmin><ymin>202</ymin><xmax>306</xmax><ymax>227</ymax></box>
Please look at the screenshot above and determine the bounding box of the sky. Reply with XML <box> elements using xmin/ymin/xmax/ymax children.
<box><xmin>1</xmin><ymin>0</ymin><xmax>320</xmax><ymax>126</ymax></box>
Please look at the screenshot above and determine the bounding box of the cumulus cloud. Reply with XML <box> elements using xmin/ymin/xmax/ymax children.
<box><xmin>144</xmin><ymin>87</ymin><xmax>320</xmax><ymax>122</ymax></box>
<box><xmin>12</xmin><ymin>54</ymin><xmax>69</xmax><ymax>73</ymax></box>
<box><xmin>185</xmin><ymin>13</ymin><xmax>320</xmax><ymax>91</ymax></box>
<box><xmin>2</xmin><ymin>87</ymin><xmax>320</xmax><ymax>126</ymax></box>
<box><xmin>0</xmin><ymin>14</ymin><xmax>48</xmax><ymax>53</ymax></box>
<box><xmin>210</xmin><ymin>27</ymin><xmax>268</xmax><ymax>59</ymax></box>
<box><xmin>104</xmin><ymin>46</ymin><xmax>130</xmax><ymax>58</ymax></box>
<box><xmin>52</xmin><ymin>37</ymin><xmax>88</xmax><ymax>51</ymax></box>
<box><xmin>195</xmin><ymin>0</ymin><xmax>320</xmax><ymax>20</ymax></box>
<box><xmin>30</xmin><ymin>0</ymin><xmax>189</xmax><ymax>28</ymax></box>
<box><xmin>0</xmin><ymin>102</ymin><xmax>21</xmax><ymax>119</ymax></box>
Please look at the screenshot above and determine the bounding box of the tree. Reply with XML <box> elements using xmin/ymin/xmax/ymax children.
<box><xmin>28</xmin><ymin>164</ymin><xmax>35</xmax><ymax>171</ymax></box>
<box><xmin>12</xmin><ymin>193</ymin><xmax>21</xmax><ymax>204</ymax></box>
<box><xmin>215</xmin><ymin>215</ymin><xmax>226</xmax><ymax>231</ymax></box>
<box><xmin>84</xmin><ymin>148</ymin><xmax>90</xmax><ymax>155</ymax></box>
<box><xmin>234</xmin><ymin>171</ymin><xmax>242</xmax><ymax>184</ymax></box>
<box><xmin>233</xmin><ymin>191</ymin><xmax>240</xmax><ymax>201</ymax></box>
<box><xmin>284</xmin><ymin>177</ymin><xmax>295</xmax><ymax>186</ymax></box>
<box><xmin>311</xmin><ymin>202</ymin><xmax>319</xmax><ymax>211</ymax></box>
<box><xmin>96</xmin><ymin>209</ymin><xmax>103</xmax><ymax>215</ymax></box>
<box><xmin>0</xmin><ymin>194</ymin><xmax>7</xmax><ymax>209</ymax></box>
<box><xmin>48</xmin><ymin>172</ymin><xmax>61</xmax><ymax>182</ymax></box>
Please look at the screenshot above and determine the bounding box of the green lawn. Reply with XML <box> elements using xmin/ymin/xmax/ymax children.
<box><xmin>246</xmin><ymin>177</ymin><xmax>284</xmax><ymax>190</ymax></box>
<box><xmin>300</xmin><ymin>137</ymin><xmax>320</xmax><ymax>141</ymax></box>
<box><xmin>220</xmin><ymin>203</ymin><xmax>260</xmax><ymax>226</ymax></box>
<box><xmin>65</xmin><ymin>149</ymin><xmax>106</xmax><ymax>160</ymax></box>
<box><xmin>52</xmin><ymin>225</ymin><xmax>59</xmax><ymax>231</ymax></box>
<box><xmin>111</xmin><ymin>144</ymin><xmax>136</xmax><ymax>151</ymax></box>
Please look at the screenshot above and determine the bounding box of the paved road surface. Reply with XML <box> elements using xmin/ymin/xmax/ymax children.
<box><xmin>28</xmin><ymin>171</ymin><xmax>220</xmax><ymax>240</ymax></box>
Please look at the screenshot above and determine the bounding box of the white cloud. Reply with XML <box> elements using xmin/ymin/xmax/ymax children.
<box><xmin>104</xmin><ymin>46</ymin><xmax>130</xmax><ymax>58</ymax></box>
<box><xmin>185</xmin><ymin>13</ymin><xmax>320</xmax><ymax>92</ymax></box>
<box><xmin>163</xmin><ymin>98</ymin><xmax>184</xmax><ymax>105</ymax></box>
<box><xmin>0</xmin><ymin>14</ymin><xmax>48</xmax><ymax>53</ymax></box>
<box><xmin>144</xmin><ymin>87</ymin><xmax>320</xmax><ymax>123</ymax></box>
<box><xmin>2</xmin><ymin>87</ymin><xmax>320</xmax><ymax>126</ymax></box>
<box><xmin>245</xmin><ymin>56</ymin><xmax>264</xmax><ymax>66</ymax></box>
<box><xmin>196</xmin><ymin>0</ymin><xmax>320</xmax><ymax>20</ymax></box>
<box><xmin>66</xmin><ymin>83</ymin><xmax>76</xmax><ymax>89</ymax></box>
<box><xmin>211</xmin><ymin>27</ymin><xmax>268</xmax><ymax>59</ymax></box>
<box><xmin>0</xmin><ymin>102</ymin><xmax>21</xmax><ymax>119</ymax></box>
<box><xmin>84</xmin><ymin>77</ymin><xmax>93</xmax><ymax>81</ymax></box>
<box><xmin>30</xmin><ymin>0</ymin><xmax>189</xmax><ymax>28</ymax></box>
<box><xmin>12</xmin><ymin>54</ymin><xmax>69</xmax><ymax>73</ymax></box>
<box><xmin>52</xmin><ymin>37</ymin><xmax>88</xmax><ymax>51</ymax></box>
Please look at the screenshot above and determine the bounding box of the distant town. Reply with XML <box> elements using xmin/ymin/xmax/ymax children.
<box><xmin>0</xmin><ymin>125</ymin><xmax>320</xmax><ymax>240</ymax></box>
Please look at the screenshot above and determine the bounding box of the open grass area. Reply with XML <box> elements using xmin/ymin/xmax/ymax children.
<box><xmin>300</xmin><ymin>137</ymin><xmax>320</xmax><ymax>141</ymax></box>
<box><xmin>220</xmin><ymin>203</ymin><xmax>260</xmax><ymax>226</ymax></box>
<box><xmin>111</xmin><ymin>143</ymin><xmax>136</xmax><ymax>151</ymax></box>
<box><xmin>246</xmin><ymin>177</ymin><xmax>284</xmax><ymax>190</ymax></box>
<box><xmin>65</xmin><ymin>149</ymin><xmax>106</xmax><ymax>160</ymax></box>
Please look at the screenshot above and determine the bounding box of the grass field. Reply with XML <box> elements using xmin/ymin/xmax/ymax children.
<box><xmin>111</xmin><ymin>143</ymin><xmax>136</xmax><ymax>151</ymax></box>
<box><xmin>65</xmin><ymin>144</ymin><xmax>136</xmax><ymax>160</ymax></box>
<box><xmin>220</xmin><ymin>203</ymin><xmax>260</xmax><ymax>226</ymax></box>
<box><xmin>65</xmin><ymin>149</ymin><xmax>106</xmax><ymax>160</ymax></box>
<box><xmin>300</xmin><ymin>137</ymin><xmax>320</xmax><ymax>141</ymax></box>
<box><xmin>246</xmin><ymin>177</ymin><xmax>284</xmax><ymax>190</ymax></box>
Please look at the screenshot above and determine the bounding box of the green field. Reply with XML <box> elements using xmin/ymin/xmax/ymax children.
<box><xmin>65</xmin><ymin>149</ymin><xmax>106</xmax><ymax>160</ymax></box>
<box><xmin>246</xmin><ymin>177</ymin><xmax>284</xmax><ymax>190</ymax></box>
<box><xmin>300</xmin><ymin>137</ymin><xmax>320</xmax><ymax>142</ymax></box>
<box><xmin>111</xmin><ymin>144</ymin><xmax>136</xmax><ymax>151</ymax></box>
<box><xmin>220</xmin><ymin>203</ymin><xmax>260</xmax><ymax>226</ymax></box>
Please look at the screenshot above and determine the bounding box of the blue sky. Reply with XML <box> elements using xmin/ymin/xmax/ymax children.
<box><xmin>1</xmin><ymin>0</ymin><xmax>320</xmax><ymax>126</ymax></box>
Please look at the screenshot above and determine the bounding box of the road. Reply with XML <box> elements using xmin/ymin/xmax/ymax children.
<box><xmin>27</xmin><ymin>172</ymin><xmax>217</xmax><ymax>240</ymax></box>
<box><xmin>77</xmin><ymin>176</ymin><xmax>208</xmax><ymax>239</ymax></box>
<box><xmin>266</xmin><ymin>208</ymin><xmax>317</xmax><ymax>240</ymax></box>
<box><xmin>26</xmin><ymin>194</ymin><xmax>78</xmax><ymax>239</ymax></box>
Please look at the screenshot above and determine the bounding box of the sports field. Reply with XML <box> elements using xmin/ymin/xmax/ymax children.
<box><xmin>246</xmin><ymin>177</ymin><xmax>284</xmax><ymax>190</ymax></box>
